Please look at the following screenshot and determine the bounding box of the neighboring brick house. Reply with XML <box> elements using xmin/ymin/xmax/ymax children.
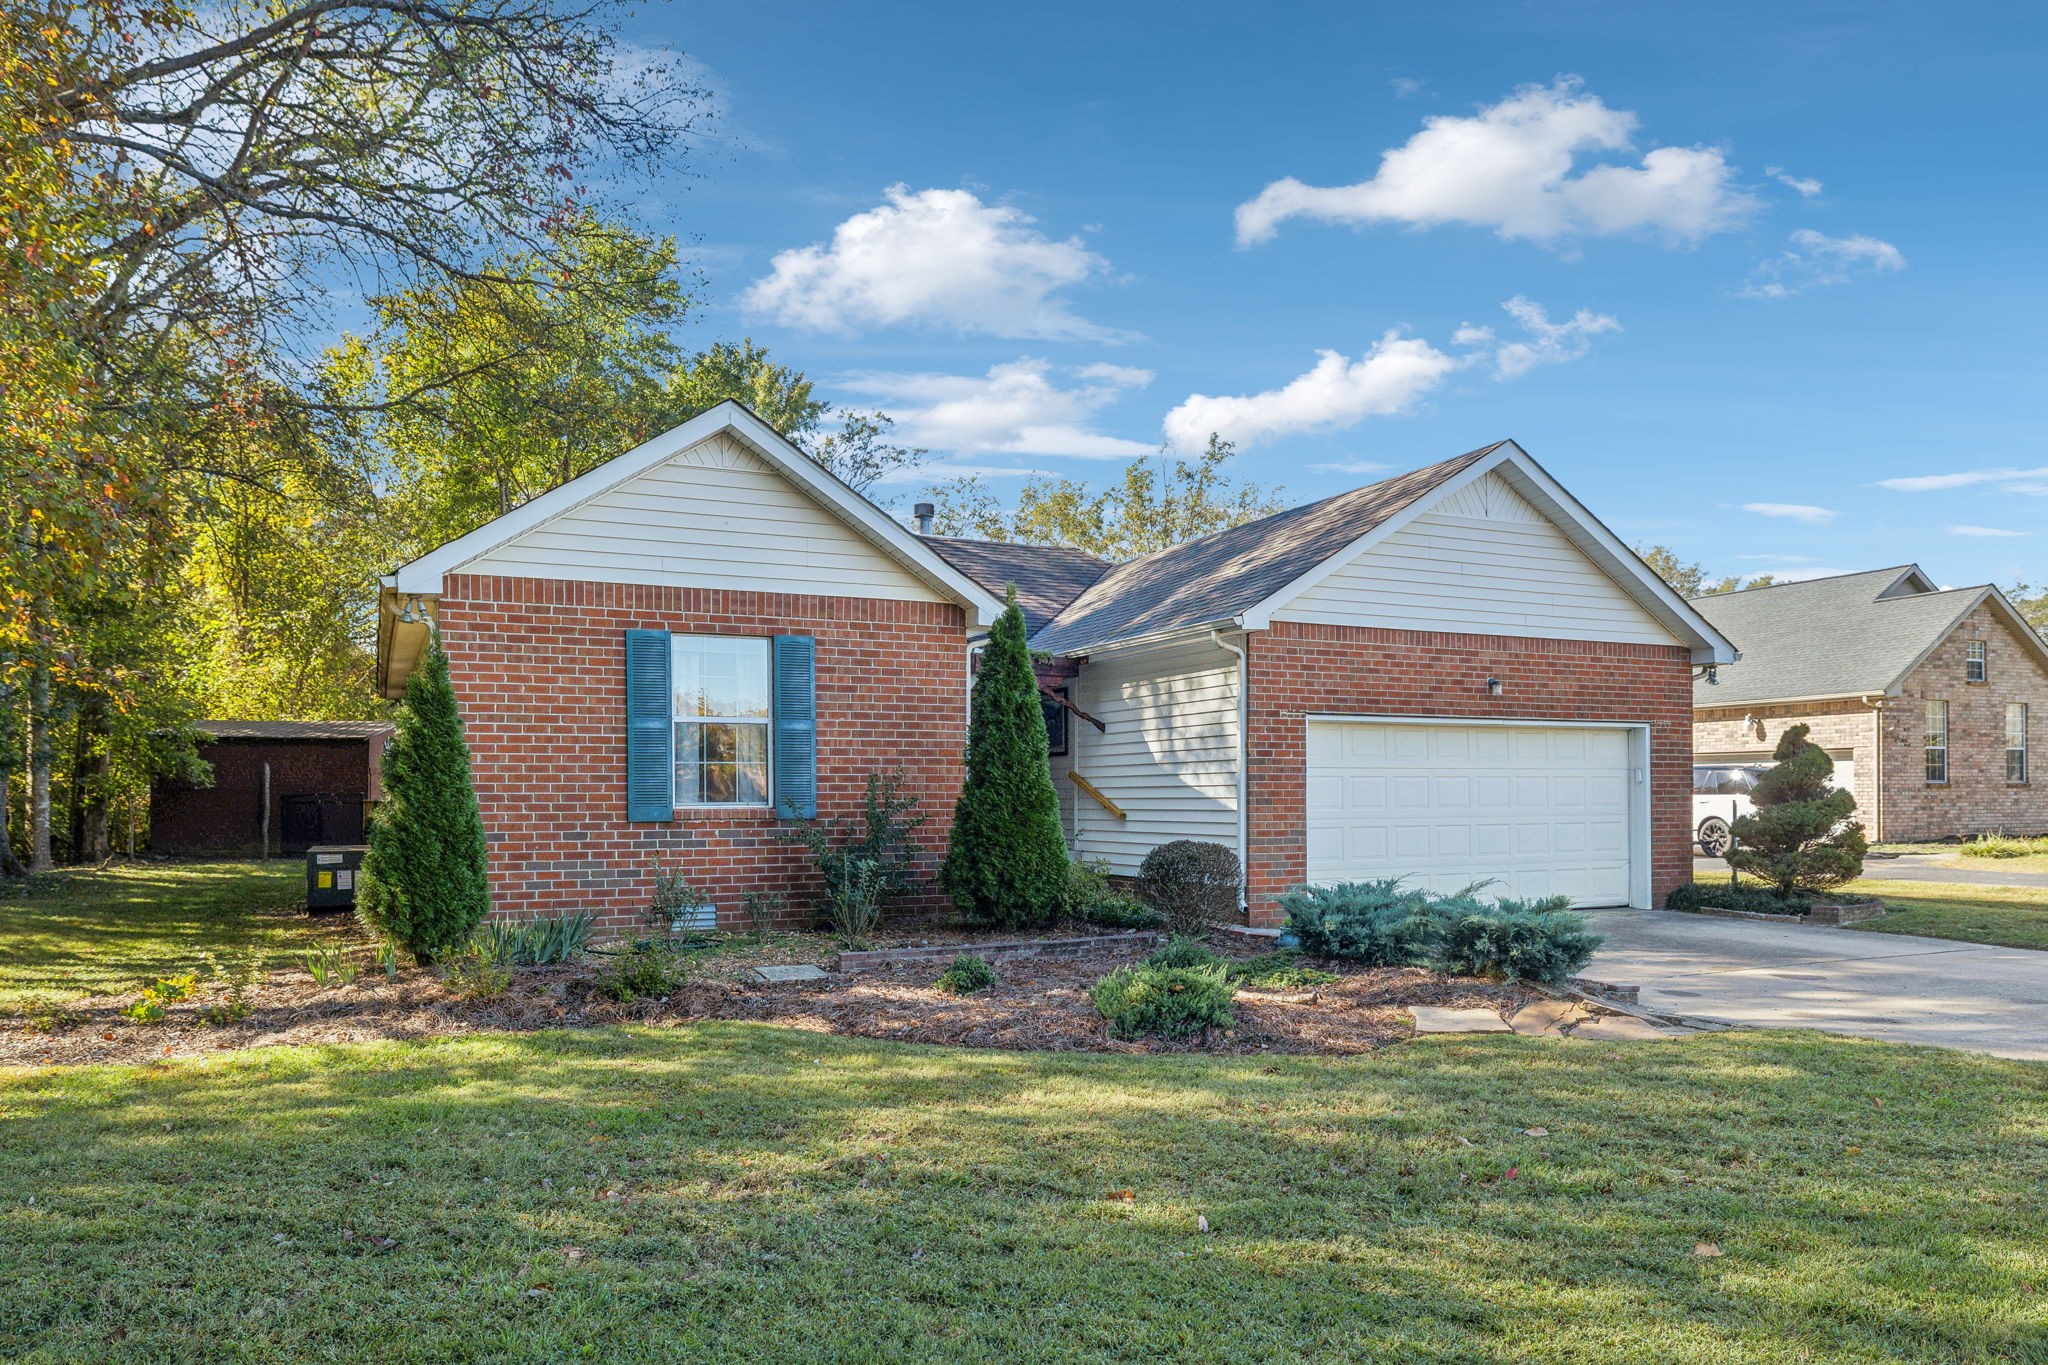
<box><xmin>376</xmin><ymin>404</ymin><xmax>1734</xmax><ymax>931</ymax></box>
<box><xmin>150</xmin><ymin>720</ymin><xmax>393</xmax><ymax>855</ymax></box>
<box><xmin>1690</xmin><ymin>567</ymin><xmax>2048</xmax><ymax>844</ymax></box>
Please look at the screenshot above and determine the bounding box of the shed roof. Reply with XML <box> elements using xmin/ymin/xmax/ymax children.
<box><xmin>194</xmin><ymin>720</ymin><xmax>394</xmax><ymax>742</ymax></box>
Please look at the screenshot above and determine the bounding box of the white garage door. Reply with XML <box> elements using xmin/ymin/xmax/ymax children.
<box><xmin>1306</xmin><ymin>720</ymin><xmax>1639</xmax><ymax>908</ymax></box>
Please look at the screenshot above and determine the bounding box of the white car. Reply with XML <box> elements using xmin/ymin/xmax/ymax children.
<box><xmin>1692</xmin><ymin>757</ymin><xmax>1856</xmax><ymax>856</ymax></box>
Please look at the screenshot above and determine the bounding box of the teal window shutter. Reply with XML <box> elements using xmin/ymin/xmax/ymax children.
<box><xmin>624</xmin><ymin>630</ymin><xmax>673</xmax><ymax>822</ymax></box>
<box><xmin>772</xmin><ymin>634</ymin><xmax>817</xmax><ymax>819</ymax></box>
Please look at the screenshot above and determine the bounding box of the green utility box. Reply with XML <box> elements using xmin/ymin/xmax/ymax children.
<box><xmin>305</xmin><ymin>844</ymin><xmax>368</xmax><ymax>911</ymax></box>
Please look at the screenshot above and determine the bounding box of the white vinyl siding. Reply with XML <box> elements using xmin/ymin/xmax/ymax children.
<box><xmin>459</xmin><ymin>433</ymin><xmax>944</xmax><ymax>602</ymax></box>
<box><xmin>1273</xmin><ymin>471</ymin><xmax>1680</xmax><ymax>645</ymax></box>
<box><xmin>1067</xmin><ymin>637</ymin><xmax>1240</xmax><ymax>873</ymax></box>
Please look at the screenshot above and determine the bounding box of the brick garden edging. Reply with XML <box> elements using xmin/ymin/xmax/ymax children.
<box><xmin>1681</xmin><ymin>899</ymin><xmax>1886</xmax><ymax>927</ymax></box>
<box><xmin>837</xmin><ymin>932</ymin><xmax>1163</xmax><ymax>975</ymax></box>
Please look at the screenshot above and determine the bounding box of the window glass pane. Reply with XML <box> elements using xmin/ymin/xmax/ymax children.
<box><xmin>1966</xmin><ymin>641</ymin><xmax>1987</xmax><ymax>681</ymax></box>
<box><xmin>674</xmin><ymin>720</ymin><xmax>770</xmax><ymax>805</ymax></box>
<box><xmin>1924</xmin><ymin>700</ymin><xmax>1947</xmax><ymax>746</ymax></box>
<box><xmin>673</xmin><ymin>636</ymin><xmax>770</xmax><ymax>718</ymax></box>
<box><xmin>2008</xmin><ymin>703</ymin><xmax>2028</xmax><ymax>748</ymax></box>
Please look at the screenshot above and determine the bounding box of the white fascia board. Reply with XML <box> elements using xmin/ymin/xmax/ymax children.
<box><xmin>1235</xmin><ymin>442</ymin><xmax>1511</xmax><ymax>632</ymax></box>
<box><xmin>390</xmin><ymin>402</ymin><xmax>1004</xmax><ymax>626</ymax></box>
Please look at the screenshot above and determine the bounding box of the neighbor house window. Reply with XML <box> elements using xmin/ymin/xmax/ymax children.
<box><xmin>2010</xmin><ymin>703</ymin><xmax>2030</xmax><ymax>784</ymax></box>
<box><xmin>1966</xmin><ymin>640</ymin><xmax>1987</xmax><ymax>683</ymax></box>
<box><xmin>1925</xmin><ymin>699</ymin><xmax>1949</xmax><ymax>784</ymax></box>
<box><xmin>672</xmin><ymin>635</ymin><xmax>771</xmax><ymax>806</ymax></box>
<box><xmin>1041</xmin><ymin>687</ymin><xmax>1071</xmax><ymax>757</ymax></box>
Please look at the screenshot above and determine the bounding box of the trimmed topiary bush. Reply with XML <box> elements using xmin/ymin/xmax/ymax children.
<box><xmin>1138</xmin><ymin>840</ymin><xmax>1241</xmax><ymax>933</ymax></box>
<box><xmin>1433</xmin><ymin>896</ymin><xmax>1602</xmax><ymax>985</ymax></box>
<box><xmin>356</xmin><ymin>642</ymin><xmax>489</xmax><ymax>963</ymax></box>
<box><xmin>934</xmin><ymin>953</ymin><xmax>998</xmax><ymax>996</ymax></box>
<box><xmin>1728</xmin><ymin>723</ymin><xmax>1868</xmax><ymax>898</ymax></box>
<box><xmin>943</xmin><ymin>591</ymin><xmax>1068</xmax><ymax>929</ymax></box>
<box><xmin>1090</xmin><ymin>961</ymin><xmax>1236</xmax><ymax>1040</ymax></box>
<box><xmin>1276</xmin><ymin>879</ymin><xmax>1441</xmax><ymax>966</ymax></box>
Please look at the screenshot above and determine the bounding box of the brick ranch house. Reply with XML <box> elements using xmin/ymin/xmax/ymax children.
<box><xmin>376</xmin><ymin>402</ymin><xmax>1735</xmax><ymax>932</ymax></box>
<box><xmin>1690</xmin><ymin>566</ymin><xmax>2048</xmax><ymax>844</ymax></box>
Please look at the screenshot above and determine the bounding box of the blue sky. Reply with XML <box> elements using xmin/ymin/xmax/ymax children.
<box><xmin>619</xmin><ymin>0</ymin><xmax>2046</xmax><ymax>588</ymax></box>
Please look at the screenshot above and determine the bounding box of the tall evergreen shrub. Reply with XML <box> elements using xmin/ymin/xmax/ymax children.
<box><xmin>1728</xmin><ymin>723</ymin><xmax>1867</xmax><ymax>898</ymax></box>
<box><xmin>942</xmin><ymin>589</ymin><xmax>1067</xmax><ymax>927</ymax></box>
<box><xmin>357</xmin><ymin>641</ymin><xmax>489</xmax><ymax>961</ymax></box>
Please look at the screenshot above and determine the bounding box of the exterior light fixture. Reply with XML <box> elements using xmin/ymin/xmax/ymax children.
<box><xmin>1486</xmin><ymin>676</ymin><xmax>1504</xmax><ymax>697</ymax></box>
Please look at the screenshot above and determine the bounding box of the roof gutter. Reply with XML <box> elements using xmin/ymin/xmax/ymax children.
<box><xmin>1695</xmin><ymin>689</ymin><xmax>1898</xmax><ymax>710</ymax></box>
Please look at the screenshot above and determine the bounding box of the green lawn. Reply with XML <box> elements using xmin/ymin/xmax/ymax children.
<box><xmin>2</xmin><ymin>1024</ymin><xmax>2044</xmax><ymax>1363</ymax></box>
<box><xmin>1846</xmin><ymin>878</ymin><xmax>2048</xmax><ymax>952</ymax></box>
<box><xmin>0</xmin><ymin>861</ymin><xmax>334</xmax><ymax>1010</ymax></box>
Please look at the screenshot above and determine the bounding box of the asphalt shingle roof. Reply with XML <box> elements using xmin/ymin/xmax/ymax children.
<box><xmin>917</xmin><ymin>538</ymin><xmax>1113</xmax><ymax>637</ymax></box>
<box><xmin>1024</xmin><ymin>444</ymin><xmax>1507</xmax><ymax>655</ymax></box>
<box><xmin>1689</xmin><ymin>567</ymin><xmax>1988</xmax><ymax>706</ymax></box>
<box><xmin>194</xmin><ymin>720</ymin><xmax>394</xmax><ymax>742</ymax></box>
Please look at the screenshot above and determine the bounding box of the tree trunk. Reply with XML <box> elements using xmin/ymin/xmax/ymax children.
<box><xmin>26</xmin><ymin>660</ymin><xmax>54</xmax><ymax>873</ymax></box>
<box><xmin>74</xmin><ymin>695</ymin><xmax>111</xmax><ymax>863</ymax></box>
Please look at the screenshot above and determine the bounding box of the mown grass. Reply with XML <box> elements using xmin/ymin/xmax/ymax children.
<box><xmin>0</xmin><ymin>861</ymin><xmax>333</xmax><ymax>1010</ymax></box>
<box><xmin>1846</xmin><ymin>878</ymin><xmax>2048</xmax><ymax>952</ymax></box>
<box><xmin>2</xmin><ymin>1023</ymin><xmax>2044</xmax><ymax>1363</ymax></box>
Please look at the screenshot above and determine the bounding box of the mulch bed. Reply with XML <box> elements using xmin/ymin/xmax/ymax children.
<box><xmin>0</xmin><ymin>932</ymin><xmax>1534</xmax><ymax>1068</ymax></box>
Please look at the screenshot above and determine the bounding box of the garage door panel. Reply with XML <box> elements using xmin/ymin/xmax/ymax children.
<box><xmin>1305</xmin><ymin>720</ymin><xmax>1637</xmax><ymax>909</ymax></box>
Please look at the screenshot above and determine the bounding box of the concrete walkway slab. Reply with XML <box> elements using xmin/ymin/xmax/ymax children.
<box><xmin>1583</xmin><ymin>909</ymin><xmax>2048</xmax><ymax>1060</ymax></box>
<box><xmin>1408</xmin><ymin>1006</ymin><xmax>1510</xmax><ymax>1034</ymax></box>
<box><xmin>752</xmin><ymin>964</ymin><xmax>828</xmax><ymax>983</ymax></box>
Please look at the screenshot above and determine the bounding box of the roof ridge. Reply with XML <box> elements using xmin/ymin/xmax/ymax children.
<box><xmin>1691</xmin><ymin>564</ymin><xmax>1924</xmax><ymax>599</ymax></box>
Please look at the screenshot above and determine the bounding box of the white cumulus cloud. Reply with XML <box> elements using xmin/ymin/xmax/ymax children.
<box><xmin>1163</xmin><ymin>296</ymin><xmax>1617</xmax><ymax>449</ymax></box>
<box><xmin>1742</xmin><ymin>229</ymin><xmax>1905</xmax><ymax>299</ymax></box>
<box><xmin>1946</xmin><ymin>525</ymin><xmax>2032</xmax><ymax>538</ymax></box>
<box><xmin>1234</xmin><ymin>78</ymin><xmax>1758</xmax><ymax>248</ymax></box>
<box><xmin>1742</xmin><ymin>502</ymin><xmax>1837</xmax><ymax>525</ymax></box>
<box><xmin>1765</xmin><ymin>166</ymin><xmax>1823</xmax><ymax>197</ymax></box>
<box><xmin>743</xmin><ymin>186</ymin><xmax>1124</xmax><ymax>340</ymax></box>
<box><xmin>836</xmin><ymin>359</ymin><xmax>1154</xmax><ymax>460</ymax></box>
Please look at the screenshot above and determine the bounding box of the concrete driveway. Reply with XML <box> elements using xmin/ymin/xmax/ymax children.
<box><xmin>1582</xmin><ymin>909</ymin><xmax>2048</xmax><ymax>1061</ymax></box>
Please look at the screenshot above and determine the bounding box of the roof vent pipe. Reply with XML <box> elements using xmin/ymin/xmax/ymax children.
<box><xmin>913</xmin><ymin>502</ymin><xmax>935</xmax><ymax>536</ymax></box>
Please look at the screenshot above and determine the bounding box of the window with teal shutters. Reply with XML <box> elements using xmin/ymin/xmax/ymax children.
<box><xmin>771</xmin><ymin>634</ymin><xmax>817</xmax><ymax>819</ymax></box>
<box><xmin>624</xmin><ymin>629</ymin><xmax>674</xmax><ymax>821</ymax></box>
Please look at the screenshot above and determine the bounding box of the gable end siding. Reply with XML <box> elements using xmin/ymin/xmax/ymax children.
<box><xmin>459</xmin><ymin>433</ymin><xmax>943</xmax><ymax>603</ymax></box>
<box><xmin>1273</xmin><ymin>472</ymin><xmax>1679</xmax><ymax>646</ymax></box>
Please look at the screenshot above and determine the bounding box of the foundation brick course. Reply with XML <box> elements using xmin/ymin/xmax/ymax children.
<box><xmin>1242</xmin><ymin>621</ymin><xmax>1694</xmax><ymax>926</ymax></box>
<box><xmin>437</xmin><ymin>573</ymin><xmax>968</xmax><ymax>934</ymax></box>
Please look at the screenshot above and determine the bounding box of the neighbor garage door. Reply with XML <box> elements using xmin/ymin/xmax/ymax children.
<box><xmin>1305</xmin><ymin>720</ymin><xmax>1639</xmax><ymax>907</ymax></box>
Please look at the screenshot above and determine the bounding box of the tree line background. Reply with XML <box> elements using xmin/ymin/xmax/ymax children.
<box><xmin>5</xmin><ymin>1</ymin><xmax>2042</xmax><ymax>874</ymax></box>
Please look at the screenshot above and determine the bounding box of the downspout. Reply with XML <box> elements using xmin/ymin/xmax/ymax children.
<box><xmin>1211</xmin><ymin>630</ymin><xmax>1250</xmax><ymax>919</ymax></box>
<box><xmin>1862</xmin><ymin>694</ymin><xmax>1886</xmax><ymax>842</ymax></box>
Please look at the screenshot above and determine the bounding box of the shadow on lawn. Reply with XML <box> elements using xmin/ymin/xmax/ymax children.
<box><xmin>2</xmin><ymin>1024</ymin><xmax>2044</xmax><ymax>1361</ymax></box>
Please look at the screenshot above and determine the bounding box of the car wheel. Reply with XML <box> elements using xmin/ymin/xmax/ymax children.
<box><xmin>1697</xmin><ymin>816</ymin><xmax>1732</xmax><ymax>858</ymax></box>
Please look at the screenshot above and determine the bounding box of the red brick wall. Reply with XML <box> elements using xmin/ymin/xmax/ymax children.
<box><xmin>437</xmin><ymin>574</ymin><xmax>969</xmax><ymax>932</ymax></box>
<box><xmin>1242</xmin><ymin>621</ymin><xmax>1695</xmax><ymax>925</ymax></box>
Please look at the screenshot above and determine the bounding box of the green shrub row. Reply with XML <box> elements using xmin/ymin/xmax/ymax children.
<box><xmin>1275</xmin><ymin>880</ymin><xmax>1601</xmax><ymax>985</ymax></box>
<box><xmin>1665</xmin><ymin>882</ymin><xmax>1812</xmax><ymax>917</ymax></box>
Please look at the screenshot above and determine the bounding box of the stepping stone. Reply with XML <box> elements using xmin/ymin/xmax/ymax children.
<box><xmin>1408</xmin><ymin>1006</ymin><xmax>1511</xmax><ymax>1034</ymax></box>
<box><xmin>1506</xmin><ymin>999</ymin><xmax>1589</xmax><ymax>1036</ymax></box>
<box><xmin>752</xmin><ymin>964</ymin><xmax>828</xmax><ymax>983</ymax></box>
<box><xmin>1567</xmin><ymin>1014</ymin><xmax>1692</xmax><ymax>1042</ymax></box>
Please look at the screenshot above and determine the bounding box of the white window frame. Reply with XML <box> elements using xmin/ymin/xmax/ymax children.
<box><xmin>1925</xmin><ymin>699</ymin><xmax>1949</xmax><ymax>785</ymax></box>
<box><xmin>1966</xmin><ymin>640</ymin><xmax>1988</xmax><ymax>683</ymax></box>
<box><xmin>2009</xmin><ymin>703</ymin><xmax>2029</xmax><ymax>785</ymax></box>
<box><xmin>670</xmin><ymin>634</ymin><xmax>773</xmax><ymax>810</ymax></box>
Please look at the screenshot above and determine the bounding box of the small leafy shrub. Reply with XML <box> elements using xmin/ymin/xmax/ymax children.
<box><xmin>1959</xmin><ymin>833</ymin><xmax>2048</xmax><ymax>859</ymax></box>
<box><xmin>785</xmin><ymin>771</ymin><xmax>928</xmax><ymax>945</ymax></box>
<box><xmin>647</xmin><ymin>859</ymin><xmax>716</xmax><ymax>935</ymax></box>
<box><xmin>1090</xmin><ymin>961</ymin><xmax>1236</xmax><ymax>1040</ymax></box>
<box><xmin>1062</xmin><ymin>859</ymin><xmax>1164</xmax><ymax>929</ymax></box>
<box><xmin>741</xmin><ymin>891</ymin><xmax>786</xmax><ymax>937</ymax></box>
<box><xmin>1231</xmin><ymin>952</ymin><xmax>1339</xmax><ymax>991</ymax></box>
<box><xmin>439</xmin><ymin>934</ymin><xmax>513</xmax><ymax>999</ymax></box>
<box><xmin>1433</xmin><ymin>896</ymin><xmax>1602</xmax><ymax>985</ymax></box>
<box><xmin>1138</xmin><ymin>841</ymin><xmax>1241</xmax><ymax>934</ymax></box>
<box><xmin>1076</xmin><ymin>896</ymin><xmax>1163</xmax><ymax>930</ymax></box>
<box><xmin>302</xmin><ymin>945</ymin><xmax>361</xmax><ymax>989</ymax></box>
<box><xmin>595</xmin><ymin>943</ymin><xmax>689</xmax><ymax>1002</ymax></box>
<box><xmin>376</xmin><ymin>937</ymin><xmax>403</xmax><ymax>980</ymax></box>
<box><xmin>196</xmin><ymin>952</ymin><xmax>262</xmax><ymax>1026</ymax></box>
<box><xmin>1277</xmin><ymin>879</ymin><xmax>1443</xmax><ymax>966</ymax></box>
<box><xmin>14</xmin><ymin>995</ymin><xmax>87</xmax><ymax>1033</ymax></box>
<box><xmin>934</xmin><ymin>953</ymin><xmax>999</xmax><ymax>995</ymax></box>
<box><xmin>476</xmin><ymin>913</ymin><xmax>594</xmax><ymax>966</ymax></box>
<box><xmin>1146</xmin><ymin>934</ymin><xmax>1227</xmax><ymax>971</ymax></box>
<box><xmin>1666</xmin><ymin>882</ymin><xmax>1815</xmax><ymax>917</ymax></box>
<box><xmin>123</xmin><ymin>974</ymin><xmax>196</xmax><ymax>1024</ymax></box>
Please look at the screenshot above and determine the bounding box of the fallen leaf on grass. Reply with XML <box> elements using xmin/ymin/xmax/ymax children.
<box><xmin>1694</xmin><ymin>1241</ymin><xmax>1723</xmax><ymax>1258</ymax></box>
<box><xmin>1522</xmin><ymin>1127</ymin><xmax>1549</xmax><ymax>1137</ymax></box>
<box><xmin>1197</xmin><ymin>1214</ymin><xmax>1210</xmax><ymax>1234</ymax></box>
<box><xmin>561</xmin><ymin>1247</ymin><xmax>586</xmax><ymax>1263</ymax></box>
<box><xmin>1105</xmin><ymin>1190</ymin><xmax>1134</xmax><ymax>1203</ymax></box>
